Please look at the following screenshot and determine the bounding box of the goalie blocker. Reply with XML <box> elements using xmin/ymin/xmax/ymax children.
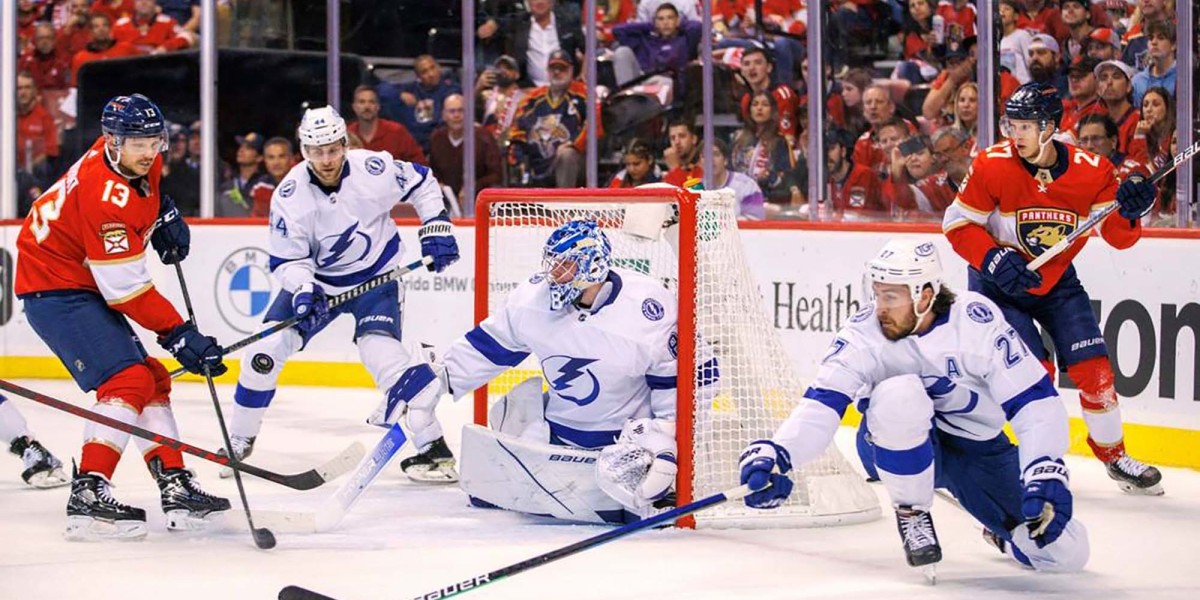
<box><xmin>458</xmin><ymin>377</ymin><xmax>677</xmax><ymax>524</ymax></box>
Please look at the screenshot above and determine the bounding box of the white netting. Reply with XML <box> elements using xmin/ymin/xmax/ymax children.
<box><xmin>478</xmin><ymin>188</ymin><xmax>880</xmax><ymax>528</ymax></box>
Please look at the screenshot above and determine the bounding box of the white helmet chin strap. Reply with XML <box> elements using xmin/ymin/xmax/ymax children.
<box><xmin>1030</xmin><ymin>124</ymin><xmax>1056</xmax><ymax>165</ymax></box>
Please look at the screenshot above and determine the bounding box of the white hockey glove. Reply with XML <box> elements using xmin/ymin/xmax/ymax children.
<box><xmin>368</xmin><ymin>362</ymin><xmax>447</xmax><ymax>448</ymax></box>
<box><xmin>596</xmin><ymin>418</ymin><xmax>677</xmax><ymax>511</ymax></box>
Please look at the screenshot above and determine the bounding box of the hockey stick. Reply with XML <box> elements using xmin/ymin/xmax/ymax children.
<box><xmin>0</xmin><ymin>378</ymin><xmax>363</xmax><ymax>490</ymax></box>
<box><xmin>252</xmin><ymin>423</ymin><xmax>408</xmax><ymax>533</ymax></box>
<box><xmin>1028</xmin><ymin>139</ymin><xmax>1200</xmax><ymax>271</ymax></box>
<box><xmin>277</xmin><ymin>484</ymin><xmax>756</xmax><ymax>600</ymax></box>
<box><xmin>168</xmin><ymin>255</ymin><xmax>434</xmax><ymax>379</ymax></box>
<box><xmin>173</xmin><ymin>260</ymin><xmax>276</xmax><ymax>550</ymax></box>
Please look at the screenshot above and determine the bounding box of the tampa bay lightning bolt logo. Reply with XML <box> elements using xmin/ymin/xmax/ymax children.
<box><xmin>923</xmin><ymin>375</ymin><xmax>980</xmax><ymax>434</ymax></box>
<box><xmin>278</xmin><ymin>179</ymin><xmax>296</xmax><ymax>198</ymax></box>
<box><xmin>318</xmin><ymin>222</ymin><xmax>372</xmax><ymax>268</ymax></box>
<box><xmin>542</xmin><ymin>355</ymin><xmax>601</xmax><ymax>406</ymax></box>
<box><xmin>966</xmin><ymin>302</ymin><xmax>994</xmax><ymax>323</ymax></box>
<box><xmin>642</xmin><ymin>298</ymin><xmax>664</xmax><ymax>321</ymax></box>
<box><xmin>365</xmin><ymin>156</ymin><xmax>385</xmax><ymax>175</ymax></box>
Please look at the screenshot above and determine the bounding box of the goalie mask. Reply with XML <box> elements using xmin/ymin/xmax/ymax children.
<box><xmin>865</xmin><ymin>239</ymin><xmax>943</xmax><ymax>324</ymax></box>
<box><xmin>541</xmin><ymin>220</ymin><xmax>612</xmax><ymax>311</ymax></box>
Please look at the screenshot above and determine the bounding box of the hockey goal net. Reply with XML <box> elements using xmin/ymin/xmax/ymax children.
<box><xmin>473</xmin><ymin>187</ymin><xmax>880</xmax><ymax>528</ymax></box>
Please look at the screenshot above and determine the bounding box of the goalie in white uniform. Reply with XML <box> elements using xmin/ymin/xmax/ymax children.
<box><xmin>372</xmin><ymin>219</ymin><xmax>716</xmax><ymax>522</ymax></box>
<box><xmin>739</xmin><ymin>239</ymin><xmax>1088</xmax><ymax>577</ymax></box>
<box><xmin>223</xmin><ymin>105</ymin><xmax>462</xmax><ymax>482</ymax></box>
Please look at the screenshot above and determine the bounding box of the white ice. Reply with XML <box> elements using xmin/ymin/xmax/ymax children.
<box><xmin>2</xmin><ymin>379</ymin><xmax>1198</xmax><ymax>600</ymax></box>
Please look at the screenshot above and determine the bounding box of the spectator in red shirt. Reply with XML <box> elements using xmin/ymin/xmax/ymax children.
<box><xmin>663</xmin><ymin>119</ymin><xmax>702</xmax><ymax>186</ymax></box>
<box><xmin>89</xmin><ymin>0</ymin><xmax>134</xmax><ymax>23</ymax></box>
<box><xmin>738</xmin><ymin>46</ymin><xmax>799</xmax><ymax>140</ymax></box>
<box><xmin>1061</xmin><ymin>57</ymin><xmax>1106</xmax><ymax>136</ymax></box>
<box><xmin>936</xmin><ymin>0</ymin><xmax>978</xmax><ymax>41</ymax></box>
<box><xmin>17</xmin><ymin>0</ymin><xmax>41</xmax><ymax>49</ymax></box>
<box><xmin>70</xmin><ymin>13</ymin><xmax>140</xmax><ymax>85</ymax></box>
<box><xmin>16</xmin><ymin>71</ymin><xmax>60</xmax><ymax>185</ymax></box>
<box><xmin>348</xmin><ymin>84</ymin><xmax>426</xmax><ymax>165</ymax></box>
<box><xmin>428</xmin><ymin>93</ymin><xmax>503</xmax><ymax>208</ymax></box>
<box><xmin>826</xmin><ymin>127</ymin><xmax>884</xmax><ymax>221</ymax></box>
<box><xmin>113</xmin><ymin>0</ymin><xmax>192</xmax><ymax>53</ymax></box>
<box><xmin>1017</xmin><ymin>0</ymin><xmax>1069</xmax><ymax>40</ymax></box>
<box><xmin>1127</xmin><ymin>85</ymin><xmax>1173</xmax><ymax>171</ymax></box>
<box><xmin>20</xmin><ymin>23</ymin><xmax>73</xmax><ymax>91</ymax></box>
<box><xmin>1095</xmin><ymin>59</ymin><xmax>1138</xmax><ymax>154</ymax></box>
<box><xmin>57</xmin><ymin>0</ymin><xmax>95</xmax><ymax>56</ymax></box>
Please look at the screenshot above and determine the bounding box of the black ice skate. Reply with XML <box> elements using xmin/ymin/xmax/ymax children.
<box><xmin>65</xmin><ymin>466</ymin><xmax>147</xmax><ymax>541</ymax></box>
<box><xmin>982</xmin><ymin>527</ymin><xmax>1007</xmax><ymax>554</ymax></box>
<box><xmin>895</xmin><ymin>505</ymin><xmax>942</xmax><ymax>583</ymax></box>
<box><xmin>217</xmin><ymin>435</ymin><xmax>256</xmax><ymax>479</ymax></box>
<box><xmin>9</xmin><ymin>436</ymin><xmax>68</xmax><ymax>488</ymax></box>
<box><xmin>1106</xmin><ymin>454</ymin><xmax>1164</xmax><ymax>496</ymax></box>
<box><xmin>150</xmin><ymin>457</ymin><xmax>232</xmax><ymax>531</ymax></box>
<box><xmin>400</xmin><ymin>437</ymin><xmax>458</xmax><ymax>483</ymax></box>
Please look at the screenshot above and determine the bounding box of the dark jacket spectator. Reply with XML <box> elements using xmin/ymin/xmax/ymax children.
<box><xmin>506</xmin><ymin>0</ymin><xmax>583</xmax><ymax>88</ymax></box>
<box><xmin>508</xmin><ymin>50</ymin><xmax>590</xmax><ymax>188</ymax></box>
<box><xmin>730</xmin><ymin>91</ymin><xmax>797</xmax><ymax>204</ymax></box>
<box><xmin>428</xmin><ymin>94</ymin><xmax>503</xmax><ymax>203</ymax></box>
<box><xmin>379</xmin><ymin>55</ymin><xmax>462</xmax><ymax>154</ymax></box>
<box><xmin>611</xmin><ymin>4</ymin><xmax>701</xmax><ymax>80</ymax></box>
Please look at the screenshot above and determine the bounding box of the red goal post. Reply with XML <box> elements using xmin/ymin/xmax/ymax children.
<box><xmin>473</xmin><ymin>187</ymin><xmax>880</xmax><ymax>529</ymax></box>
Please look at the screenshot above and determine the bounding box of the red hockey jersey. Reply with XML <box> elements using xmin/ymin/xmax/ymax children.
<box><xmin>943</xmin><ymin>139</ymin><xmax>1139</xmax><ymax>295</ymax></box>
<box><xmin>15</xmin><ymin>137</ymin><xmax>184</xmax><ymax>335</ymax></box>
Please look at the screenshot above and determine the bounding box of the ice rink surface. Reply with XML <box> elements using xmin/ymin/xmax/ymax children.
<box><xmin>2</xmin><ymin>379</ymin><xmax>1198</xmax><ymax>600</ymax></box>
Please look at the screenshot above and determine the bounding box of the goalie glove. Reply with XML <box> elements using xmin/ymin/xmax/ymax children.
<box><xmin>596</xmin><ymin>418</ymin><xmax>677</xmax><ymax>511</ymax></box>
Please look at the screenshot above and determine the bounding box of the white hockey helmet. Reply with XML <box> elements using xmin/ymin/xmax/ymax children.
<box><xmin>865</xmin><ymin>238</ymin><xmax>943</xmax><ymax>309</ymax></box>
<box><xmin>297</xmin><ymin>105</ymin><xmax>348</xmax><ymax>159</ymax></box>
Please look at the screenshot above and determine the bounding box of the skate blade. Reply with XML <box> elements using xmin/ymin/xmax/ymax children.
<box><xmin>1115</xmin><ymin>480</ymin><xmax>1165</xmax><ymax>496</ymax></box>
<box><xmin>27</xmin><ymin>468</ymin><xmax>70</xmax><ymax>489</ymax></box>
<box><xmin>919</xmin><ymin>564</ymin><xmax>937</xmax><ymax>585</ymax></box>
<box><xmin>65</xmin><ymin>515</ymin><xmax>147</xmax><ymax>541</ymax></box>
<box><xmin>402</xmin><ymin>463</ymin><xmax>459</xmax><ymax>484</ymax></box>
<box><xmin>165</xmin><ymin>508</ymin><xmax>229</xmax><ymax>532</ymax></box>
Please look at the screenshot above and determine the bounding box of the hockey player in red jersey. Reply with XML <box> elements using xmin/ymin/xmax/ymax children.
<box><xmin>15</xmin><ymin>94</ymin><xmax>231</xmax><ymax>540</ymax></box>
<box><xmin>942</xmin><ymin>81</ymin><xmax>1163</xmax><ymax>495</ymax></box>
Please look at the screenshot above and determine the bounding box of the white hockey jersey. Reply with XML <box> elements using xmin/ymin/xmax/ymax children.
<box><xmin>774</xmin><ymin>291</ymin><xmax>1069</xmax><ymax>473</ymax></box>
<box><xmin>443</xmin><ymin>268</ymin><xmax>710</xmax><ymax>449</ymax></box>
<box><xmin>266</xmin><ymin>149</ymin><xmax>445</xmax><ymax>293</ymax></box>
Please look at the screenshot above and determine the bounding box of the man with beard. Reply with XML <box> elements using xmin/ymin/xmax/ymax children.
<box><xmin>1094</xmin><ymin>59</ymin><xmax>1138</xmax><ymax>153</ymax></box>
<box><xmin>70</xmin><ymin>12</ymin><xmax>140</xmax><ymax>85</ymax></box>
<box><xmin>1084</xmin><ymin>27</ymin><xmax>1121</xmax><ymax>63</ymax></box>
<box><xmin>829</xmin><ymin>127</ymin><xmax>884</xmax><ymax>219</ymax></box>
<box><xmin>1026</xmin><ymin>34</ymin><xmax>1068</xmax><ymax>98</ymax></box>
<box><xmin>942</xmin><ymin>82</ymin><xmax>1163</xmax><ymax>495</ymax></box>
<box><xmin>348</xmin><ymin>85</ymin><xmax>425</xmax><ymax>165</ymax></box>
<box><xmin>1060</xmin><ymin>57</ymin><xmax>1106</xmax><ymax>136</ymax></box>
<box><xmin>662</xmin><ymin>119</ymin><xmax>701</xmax><ymax>186</ymax></box>
<box><xmin>739</xmin><ymin>239</ymin><xmax>1089</xmax><ymax>579</ymax></box>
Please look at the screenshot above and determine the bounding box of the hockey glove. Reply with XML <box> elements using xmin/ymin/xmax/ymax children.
<box><xmin>1021</xmin><ymin>457</ymin><xmax>1073</xmax><ymax>548</ymax></box>
<box><xmin>160</xmin><ymin>322</ymin><xmax>226</xmax><ymax>377</ymax></box>
<box><xmin>419</xmin><ymin>214</ymin><xmax>460</xmax><ymax>273</ymax></box>
<box><xmin>597</xmin><ymin>418</ymin><xmax>678</xmax><ymax>510</ymax></box>
<box><xmin>291</xmin><ymin>282</ymin><xmax>331</xmax><ymax>337</ymax></box>
<box><xmin>150</xmin><ymin>195</ymin><xmax>190</xmax><ymax>264</ymax></box>
<box><xmin>982</xmin><ymin>247</ymin><xmax>1042</xmax><ymax>295</ymax></box>
<box><xmin>739</xmin><ymin>440</ymin><xmax>794</xmax><ymax>509</ymax></box>
<box><xmin>1116</xmin><ymin>174</ymin><xmax>1155</xmax><ymax>220</ymax></box>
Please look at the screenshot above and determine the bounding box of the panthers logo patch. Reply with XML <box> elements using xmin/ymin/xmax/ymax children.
<box><xmin>1017</xmin><ymin>208</ymin><xmax>1077</xmax><ymax>256</ymax></box>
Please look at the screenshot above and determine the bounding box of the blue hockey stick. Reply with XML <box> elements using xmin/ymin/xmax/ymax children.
<box><xmin>277</xmin><ymin>484</ymin><xmax>756</xmax><ymax>600</ymax></box>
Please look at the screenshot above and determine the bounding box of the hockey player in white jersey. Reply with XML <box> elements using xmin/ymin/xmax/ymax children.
<box><xmin>739</xmin><ymin>239</ymin><xmax>1088</xmax><ymax>578</ymax></box>
<box><xmin>0</xmin><ymin>395</ymin><xmax>68</xmax><ymax>488</ymax></box>
<box><xmin>222</xmin><ymin>105</ymin><xmax>461</xmax><ymax>482</ymax></box>
<box><xmin>371</xmin><ymin>219</ymin><xmax>715</xmax><ymax>523</ymax></box>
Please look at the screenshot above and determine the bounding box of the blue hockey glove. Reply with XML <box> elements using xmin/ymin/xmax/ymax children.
<box><xmin>159</xmin><ymin>322</ymin><xmax>226</xmax><ymax>376</ymax></box>
<box><xmin>1116</xmin><ymin>174</ymin><xmax>1155</xmax><ymax>220</ymax></box>
<box><xmin>419</xmin><ymin>214</ymin><xmax>460</xmax><ymax>273</ymax></box>
<box><xmin>1021</xmin><ymin>457</ymin><xmax>1073</xmax><ymax>548</ymax></box>
<box><xmin>150</xmin><ymin>195</ymin><xmax>190</xmax><ymax>264</ymax></box>
<box><xmin>982</xmin><ymin>247</ymin><xmax>1043</xmax><ymax>295</ymax></box>
<box><xmin>739</xmin><ymin>440</ymin><xmax>794</xmax><ymax>509</ymax></box>
<box><xmin>292</xmin><ymin>282</ymin><xmax>331</xmax><ymax>337</ymax></box>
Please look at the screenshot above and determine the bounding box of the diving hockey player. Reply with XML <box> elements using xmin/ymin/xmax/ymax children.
<box><xmin>225</xmin><ymin>105</ymin><xmax>461</xmax><ymax>482</ymax></box>
<box><xmin>942</xmin><ymin>81</ymin><xmax>1163</xmax><ymax>494</ymax></box>
<box><xmin>16</xmin><ymin>94</ymin><xmax>230</xmax><ymax>540</ymax></box>
<box><xmin>0</xmin><ymin>395</ymin><xmax>68</xmax><ymax>488</ymax></box>
<box><xmin>740</xmin><ymin>239</ymin><xmax>1088</xmax><ymax>578</ymax></box>
<box><xmin>370</xmin><ymin>220</ymin><xmax>714</xmax><ymax>523</ymax></box>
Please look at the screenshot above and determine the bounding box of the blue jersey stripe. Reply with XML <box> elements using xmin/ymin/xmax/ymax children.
<box><xmin>803</xmin><ymin>387</ymin><xmax>853</xmax><ymax>416</ymax></box>
<box><xmin>465</xmin><ymin>328</ymin><xmax>530</xmax><ymax>367</ymax></box>
<box><xmin>1002</xmin><ymin>375</ymin><xmax>1058</xmax><ymax>421</ymax></box>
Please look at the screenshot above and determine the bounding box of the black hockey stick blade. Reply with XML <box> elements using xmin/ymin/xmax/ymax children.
<box><xmin>0</xmin><ymin>379</ymin><xmax>363</xmax><ymax>491</ymax></box>
<box><xmin>169</xmin><ymin>256</ymin><xmax>433</xmax><ymax>379</ymax></box>
<box><xmin>279</xmin><ymin>585</ymin><xmax>337</xmax><ymax>600</ymax></box>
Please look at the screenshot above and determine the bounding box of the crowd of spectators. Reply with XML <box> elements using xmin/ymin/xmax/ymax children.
<box><xmin>12</xmin><ymin>0</ymin><xmax>1196</xmax><ymax>226</ymax></box>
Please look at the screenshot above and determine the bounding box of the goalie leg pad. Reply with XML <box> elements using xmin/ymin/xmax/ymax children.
<box><xmin>866</xmin><ymin>375</ymin><xmax>935</xmax><ymax>510</ymax></box>
<box><xmin>458</xmin><ymin>424</ymin><xmax>626</xmax><ymax>524</ymax></box>
<box><xmin>488</xmin><ymin>377</ymin><xmax>550</xmax><ymax>441</ymax></box>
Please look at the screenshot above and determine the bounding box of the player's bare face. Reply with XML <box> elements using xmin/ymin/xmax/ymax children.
<box><xmin>116</xmin><ymin>136</ymin><xmax>162</xmax><ymax>177</ymax></box>
<box><xmin>1004</xmin><ymin>119</ymin><xmax>1043</xmax><ymax>159</ymax></box>
<box><xmin>872</xmin><ymin>283</ymin><xmax>917</xmax><ymax>341</ymax></box>
<box><xmin>306</xmin><ymin>142</ymin><xmax>346</xmax><ymax>186</ymax></box>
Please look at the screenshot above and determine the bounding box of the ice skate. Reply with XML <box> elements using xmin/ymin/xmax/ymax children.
<box><xmin>150</xmin><ymin>457</ymin><xmax>232</xmax><ymax>531</ymax></box>
<box><xmin>217</xmin><ymin>435</ymin><xmax>256</xmax><ymax>479</ymax></box>
<box><xmin>400</xmin><ymin>437</ymin><xmax>458</xmax><ymax>483</ymax></box>
<box><xmin>895</xmin><ymin>505</ymin><xmax>941</xmax><ymax>584</ymax></box>
<box><xmin>1106</xmin><ymin>454</ymin><xmax>1164</xmax><ymax>496</ymax></box>
<box><xmin>65</xmin><ymin>467</ymin><xmax>147</xmax><ymax>541</ymax></box>
<box><xmin>9</xmin><ymin>436</ymin><xmax>68</xmax><ymax>489</ymax></box>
